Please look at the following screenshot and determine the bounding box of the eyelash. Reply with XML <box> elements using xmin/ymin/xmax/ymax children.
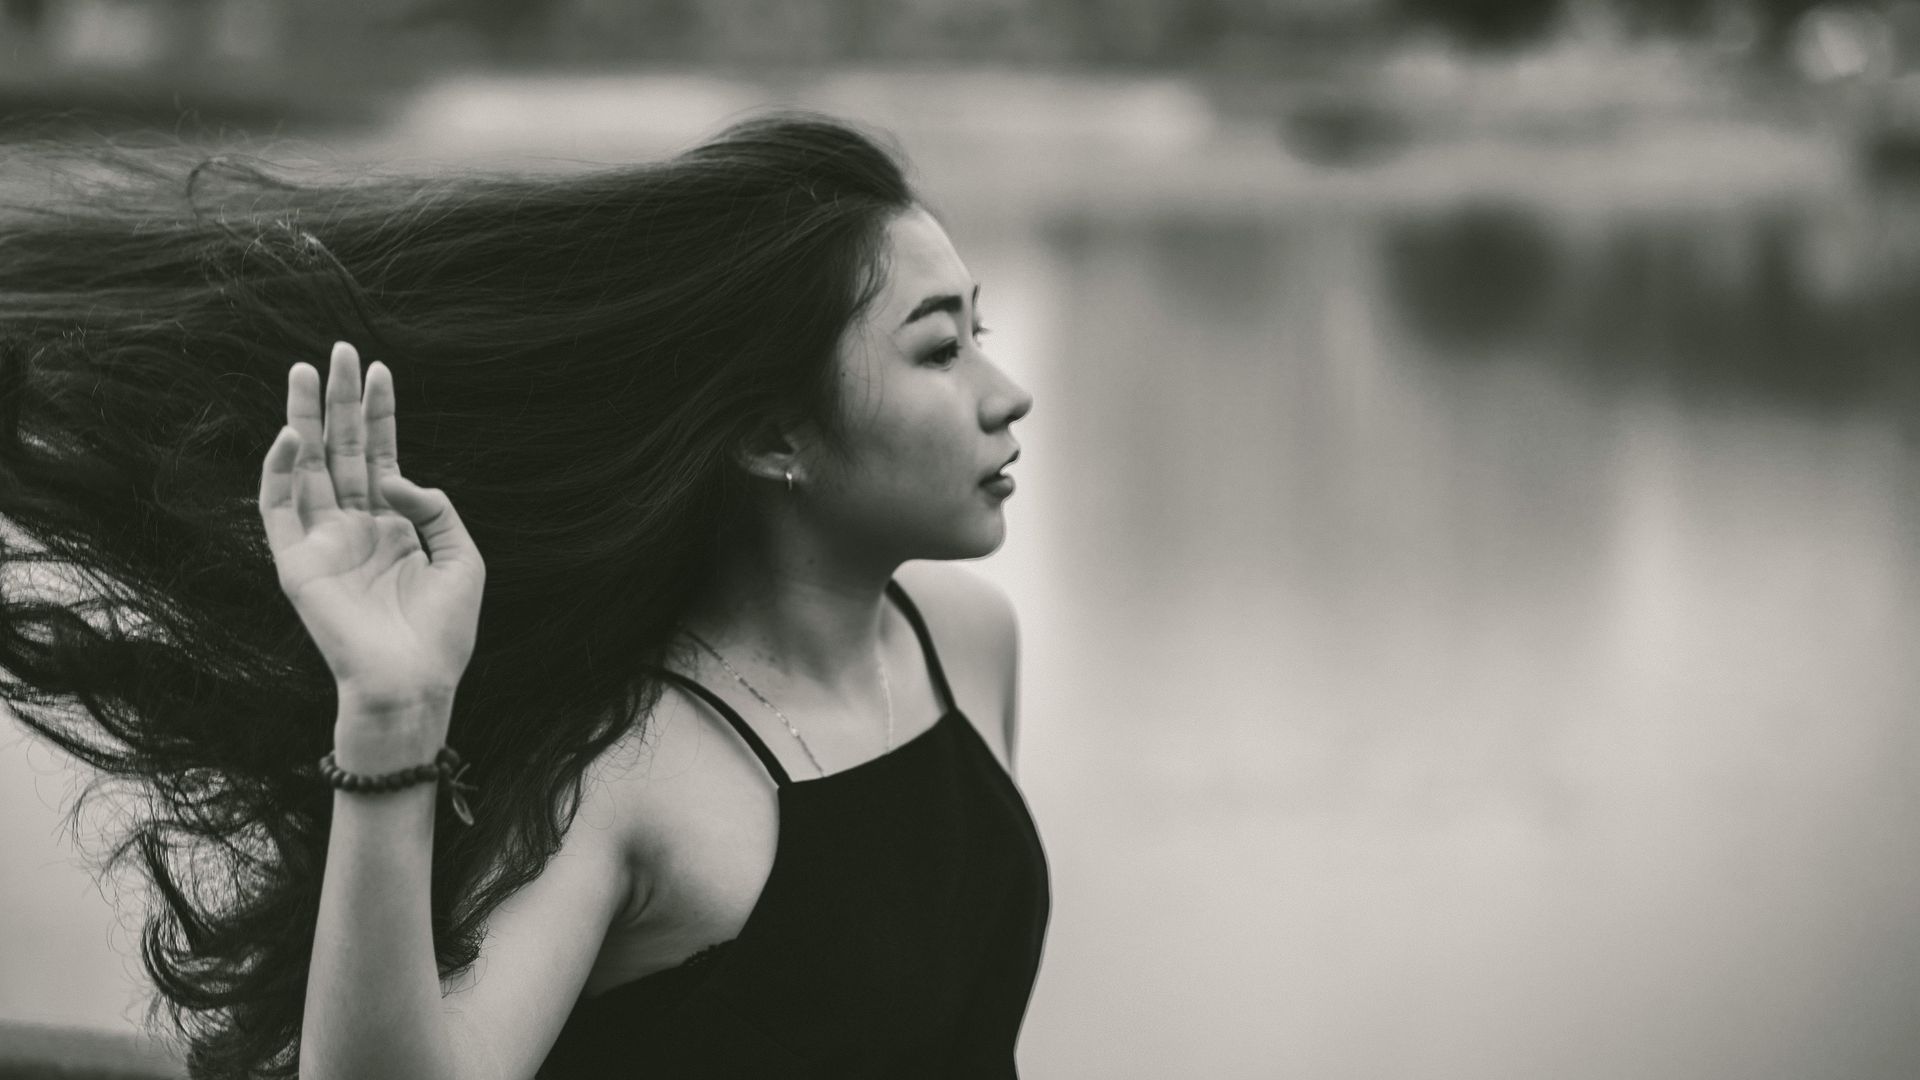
<box><xmin>928</xmin><ymin>323</ymin><xmax>991</xmax><ymax>366</ymax></box>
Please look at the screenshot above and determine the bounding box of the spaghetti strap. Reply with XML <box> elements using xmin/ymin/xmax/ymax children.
<box><xmin>885</xmin><ymin>579</ymin><xmax>958</xmax><ymax>717</ymax></box>
<box><xmin>641</xmin><ymin>581</ymin><xmax>949</xmax><ymax>787</ymax></box>
<box><xmin>647</xmin><ymin>667</ymin><xmax>792</xmax><ymax>788</ymax></box>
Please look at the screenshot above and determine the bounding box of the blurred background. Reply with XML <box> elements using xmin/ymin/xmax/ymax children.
<box><xmin>4</xmin><ymin>0</ymin><xmax>1920</xmax><ymax>1077</ymax></box>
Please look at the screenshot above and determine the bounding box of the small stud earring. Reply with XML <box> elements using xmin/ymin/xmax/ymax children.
<box><xmin>785</xmin><ymin>468</ymin><xmax>794</xmax><ymax>495</ymax></box>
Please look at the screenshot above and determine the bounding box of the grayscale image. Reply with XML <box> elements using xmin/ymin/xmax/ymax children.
<box><xmin>2</xmin><ymin>1</ymin><xmax>1917</xmax><ymax>1077</ymax></box>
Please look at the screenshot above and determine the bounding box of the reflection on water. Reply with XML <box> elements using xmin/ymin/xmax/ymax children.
<box><xmin>1386</xmin><ymin>196</ymin><xmax>1920</xmax><ymax>417</ymax></box>
<box><xmin>1387</xmin><ymin>201</ymin><xmax>1566</xmax><ymax>358</ymax></box>
<box><xmin>6</xmin><ymin>176</ymin><xmax>1920</xmax><ymax>1077</ymax></box>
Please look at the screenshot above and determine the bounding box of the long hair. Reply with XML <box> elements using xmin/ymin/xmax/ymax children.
<box><xmin>0</xmin><ymin>111</ymin><xmax>917</xmax><ymax>1077</ymax></box>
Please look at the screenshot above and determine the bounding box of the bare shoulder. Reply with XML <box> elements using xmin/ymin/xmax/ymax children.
<box><xmin>589</xmin><ymin>682</ymin><xmax>783</xmax><ymax>921</ymax></box>
<box><xmin>893</xmin><ymin>561</ymin><xmax>1022</xmax><ymax>772</ymax></box>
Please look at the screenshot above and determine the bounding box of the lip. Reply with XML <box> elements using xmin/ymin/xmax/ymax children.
<box><xmin>980</xmin><ymin>474</ymin><xmax>1016</xmax><ymax>497</ymax></box>
<box><xmin>981</xmin><ymin>448</ymin><xmax>1020</xmax><ymax>483</ymax></box>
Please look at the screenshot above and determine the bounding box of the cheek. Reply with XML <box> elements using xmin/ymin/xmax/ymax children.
<box><xmin>843</xmin><ymin>416</ymin><xmax>965</xmax><ymax>499</ymax></box>
<box><xmin>828</xmin><ymin>360</ymin><xmax>973</xmax><ymax>497</ymax></box>
<box><xmin>892</xmin><ymin>410</ymin><xmax>970</xmax><ymax>480</ymax></box>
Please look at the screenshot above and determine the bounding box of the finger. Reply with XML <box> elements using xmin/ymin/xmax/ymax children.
<box><xmin>287</xmin><ymin>360</ymin><xmax>338</xmax><ymax>521</ymax></box>
<box><xmin>363</xmin><ymin>360</ymin><xmax>398</xmax><ymax>516</ymax></box>
<box><xmin>379</xmin><ymin>475</ymin><xmax>485</xmax><ymax>576</ymax></box>
<box><xmin>324</xmin><ymin>341</ymin><xmax>371</xmax><ymax>511</ymax></box>
<box><xmin>257</xmin><ymin>425</ymin><xmax>305</xmax><ymax>552</ymax></box>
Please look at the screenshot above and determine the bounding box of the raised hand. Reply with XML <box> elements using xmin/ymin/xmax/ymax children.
<box><xmin>258</xmin><ymin>342</ymin><xmax>485</xmax><ymax>720</ymax></box>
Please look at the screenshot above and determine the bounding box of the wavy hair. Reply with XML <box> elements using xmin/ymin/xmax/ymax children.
<box><xmin>0</xmin><ymin>111</ymin><xmax>917</xmax><ymax>1077</ymax></box>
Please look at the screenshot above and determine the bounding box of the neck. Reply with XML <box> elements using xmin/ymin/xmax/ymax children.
<box><xmin>679</xmin><ymin>522</ymin><xmax>903</xmax><ymax>699</ymax></box>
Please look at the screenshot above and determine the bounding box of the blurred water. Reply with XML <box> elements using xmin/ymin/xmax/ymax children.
<box><xmin>5</xmin><ymin>109</ymin><xmax>1920</xmax><ymax>1077</ymax></box>
<box><xmin>957</xmin><ymin>188</ymin><xmax>1920</xmax><ymax>1079</ymax></box>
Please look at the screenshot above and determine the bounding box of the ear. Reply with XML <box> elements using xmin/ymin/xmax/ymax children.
<box><xmin>731</xmin><ymin>414</ymin><xmax>815</xmax><ymax>485</ymax></box>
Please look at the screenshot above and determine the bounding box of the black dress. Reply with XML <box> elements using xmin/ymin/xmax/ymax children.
<box><xmin>537</xmin><ymin>579</ymin><xmax>1052</xmax><ymax>1079</ymax></box>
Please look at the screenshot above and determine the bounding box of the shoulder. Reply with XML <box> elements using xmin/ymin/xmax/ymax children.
<box><xmin>892</xmin><ymin>560</ymin><xmax>1018</xmax><ymax>683</ymax></box>
<box><xmin>592</xmin><ymin>681</ymin><xmax>786</xmax><ymax>927</ymax></box>
<box><xmin>895</xmin><ymin>558</ymin><xmax>1015</xmax><ymax>629</ymax></box>
<box><xmin>892</xmin><ymin>561</ymin><xmax>1021</xmax><ymax>767</ymax></box>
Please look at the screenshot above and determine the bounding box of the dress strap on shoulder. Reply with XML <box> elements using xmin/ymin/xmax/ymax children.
<box><xmin>645</xmin><ymin>666</ymin><xmax>791</xmax><ymax>788</ymax></box>
<box><xmin>885</xmin><ymin>579</ymin><xmax>958</xmax><ymax>717</ymax></box>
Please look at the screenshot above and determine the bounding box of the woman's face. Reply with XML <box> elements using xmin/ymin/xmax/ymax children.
<box><xmin>800</xmin><ymin>206</ymin><xmax>1034</xmax><ymax>561</ymax></box>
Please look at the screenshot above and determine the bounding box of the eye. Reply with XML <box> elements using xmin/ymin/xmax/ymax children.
<box><xmin>924</xmin><ymin>322</ymin><xmax>989</xmax><ymax>368</ymax></box>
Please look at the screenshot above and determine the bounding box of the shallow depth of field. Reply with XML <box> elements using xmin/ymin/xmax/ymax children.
<box><xmin>3</xmin><ymin>2</ymin><xmax>1919</xmax><ymax>1077</ymax></box>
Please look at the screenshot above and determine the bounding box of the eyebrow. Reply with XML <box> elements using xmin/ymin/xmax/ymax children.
<box><xmin>898</xmin><ymin>283</ymin><xmax>980</xmax><ymax>330</ymax></box>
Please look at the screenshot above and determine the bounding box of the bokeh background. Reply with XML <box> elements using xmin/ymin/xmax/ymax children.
<box><xmin>4</xmin><ymin>1</ymin><xmax>1920</xmax><ymax>1077</ymax></box>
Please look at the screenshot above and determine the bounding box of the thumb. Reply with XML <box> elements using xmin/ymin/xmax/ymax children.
<box><xmin>378</xmin><ymin>474</ymin><xmax>483</xmax><ymax>574</ymax></box>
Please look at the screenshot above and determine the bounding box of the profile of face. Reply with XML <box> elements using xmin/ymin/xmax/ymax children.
<box><xmin>787</xmin><ymin>206</ymin><xmax>1035</xmax><ymax>562</ymax></box>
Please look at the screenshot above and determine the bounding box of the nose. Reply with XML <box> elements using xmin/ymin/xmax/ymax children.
<box><xmin>1006</xmin><ymin>380</ymin><xmax>1034</xmax><ymax>425</ymax></box>
<box><xmin>987</xmin><ymin>365</ymin><xmax>1034</xmax><ymax>429</ymax></box>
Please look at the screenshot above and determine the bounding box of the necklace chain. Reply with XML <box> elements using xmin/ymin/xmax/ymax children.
<box><xmin>680</xmin><ymin>628</ymin><xmax>894</xmax><ymax>778</ymax></box>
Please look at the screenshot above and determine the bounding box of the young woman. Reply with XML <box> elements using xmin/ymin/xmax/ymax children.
<box><xmin>0</xmin><ymin>113</ymin><xmax>1044</xmax><ymax>1078</ymax></box>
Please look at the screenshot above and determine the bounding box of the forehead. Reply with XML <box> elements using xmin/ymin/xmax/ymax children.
<box><xmin>874</xmin><ymin>208</ymin><xmax>972</xmax><ymax>322</ymax></box>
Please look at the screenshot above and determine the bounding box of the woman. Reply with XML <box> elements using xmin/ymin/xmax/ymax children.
<box><xmin>0</xmin><ymin>113</ymin><xmax>1044</xmax><ymax>1078</ymax></box>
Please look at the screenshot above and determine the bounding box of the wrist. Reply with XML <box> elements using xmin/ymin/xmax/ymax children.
<box><xmin>332</xmin><ymin>708</ymin><xmax>447</xmax><ymax>775</ymax></box>
<box><xmin>336</xmin><ymin>680</ymin><xmax>456</xmax><ymax>719</ymax></box>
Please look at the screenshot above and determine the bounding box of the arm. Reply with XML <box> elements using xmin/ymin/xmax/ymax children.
<box><xmin>897</xmin><ymin>561</ymin><xmax>1022</xmax><ymax>777</ymax></box>
<box><xmin>301</xmin><ymin>702</ymin><xmax>637</xmax><ymax>1080</ymax></box>
<box><xmin>999</xmin><ymin>600</ymin><xmax>1019</xmax><ymax>777</ymax></box>
<box><xmin>961</xmin><ymin>574</ymin><xmax>1020</xmax><ymax>778</ymax></box>
<box><xmin>269</xmin><ymin>344</ymin><xmax>638</xmax><ymax>1080</ymax></box>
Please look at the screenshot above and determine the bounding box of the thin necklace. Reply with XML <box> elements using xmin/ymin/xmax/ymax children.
<box><xmin>681</xmin><ymin>627</ymin><xmax>894</xmax><ymax>778</ymax></box>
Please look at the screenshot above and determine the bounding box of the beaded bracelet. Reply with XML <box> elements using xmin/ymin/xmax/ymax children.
<box><xmin>318</xmin><ymin>745</ymin><xmax>479</xmax><ymax>826</ymax></box>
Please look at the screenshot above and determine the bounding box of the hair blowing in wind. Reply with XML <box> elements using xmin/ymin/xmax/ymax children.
<box><xmin>0</xmin><ymin>113</ymin><xmax>916</xmax><ymax>1077</ymax></box>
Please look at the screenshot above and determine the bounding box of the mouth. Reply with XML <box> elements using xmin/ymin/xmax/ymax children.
<box><xmin>980</xmin><ymin>448</ymin><xmax>1020</xmax><ymax>484</ymax></box>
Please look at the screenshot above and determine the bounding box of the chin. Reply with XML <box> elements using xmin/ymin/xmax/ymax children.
<box><xmin>917</xmin><ymin>518</ymin><xmax>1007</xmax><ymax>561</ymax></box>
<box><xmin>959</xmin><ymin>517</ymin><xmax>1009</xmax><ymax>559</ymax></box>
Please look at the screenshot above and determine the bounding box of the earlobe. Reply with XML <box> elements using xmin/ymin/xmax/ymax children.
<box><xmin>732</xmin><ymin>420</ymin><xmax>807</xmax><ymax>487</ymax></box>
<box><xmin>733</xmin><ymin>448</ymin><xmax>797</xmax><ymax>487</ymax></box>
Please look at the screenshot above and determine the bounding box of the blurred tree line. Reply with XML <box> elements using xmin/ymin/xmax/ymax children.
<box><xmin>1394</xmin><ymin>0</ymin><xmax>1825</xmax><ymax>49</ymax></box>
<box><xmin>393</xmin><ymin>0</ymin><xmax>1836</xmax><ymax>62</ymax></box>
<box><xmin>0</xmin><ymin>0</ymin><xmax>1861</xmax><ymax>106</ymax></box>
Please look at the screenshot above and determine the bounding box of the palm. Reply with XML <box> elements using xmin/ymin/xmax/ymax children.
<box><xmin>286</xmin><ymin>510</ymin><xmax>475</xmax><ymax>689</ymax></box>
<box><xmin>258</xmin><ymin>343</ymin><xmax>486</xmax><ymax>710</ymax></box>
